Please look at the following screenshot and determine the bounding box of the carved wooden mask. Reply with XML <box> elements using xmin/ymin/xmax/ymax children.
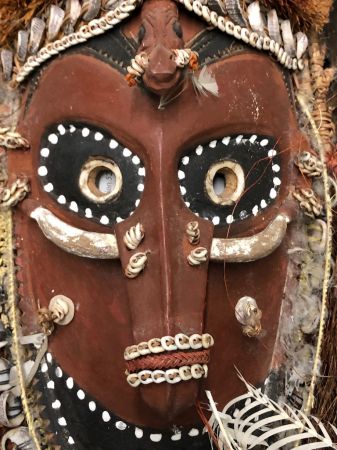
<box><xmin>0</xmin><ymin>0</ymin><xmax>332</xmax><ymax>449</ymax></box>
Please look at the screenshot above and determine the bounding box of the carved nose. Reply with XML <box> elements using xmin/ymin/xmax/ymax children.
<box><xmin>143</xmin><ymin>44</ymin><xmax>181</xmax><ymax>95</ymax></box>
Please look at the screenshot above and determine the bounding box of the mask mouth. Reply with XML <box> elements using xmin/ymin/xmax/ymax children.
<box><xmin>124</xmin><ymin>333</ymin><xmax>214</xmax><ymax>387</ymax></box>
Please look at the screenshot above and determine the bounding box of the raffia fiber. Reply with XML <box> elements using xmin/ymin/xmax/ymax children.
<box><xmin>0</xmin><ymin>0</ymin><xmax>55</xmax><ymax>47</ymax></box>
<box><xmin>259</xmin><ymin>0</ymin><xmax>333</xmax><ymax>32</ymax></box>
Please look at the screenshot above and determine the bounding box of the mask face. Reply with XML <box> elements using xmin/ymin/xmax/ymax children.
<box><xmin>2</xmin><ymin>1</ymin><xmax>330</xmax><ymax>449</ymax></box>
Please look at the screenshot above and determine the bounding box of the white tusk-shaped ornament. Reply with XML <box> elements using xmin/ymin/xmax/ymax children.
<box><xmin>210</xmin><ymin>214</ymin><xmax>289</xmax><ymax>262</ymax></box>
<box><xmin>30</xmin><ymin>207</ymin><xmax>288</xmax><ymax>263</ymax></box>
<box><xmin>30</xmin><ymin>206</ymin><xmax>119</xmax><ymax>259</ymax></box>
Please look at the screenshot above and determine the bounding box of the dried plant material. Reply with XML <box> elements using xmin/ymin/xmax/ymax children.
<box><xmin>259</xmin><ymin>0</ymin><xmax>333</xmax><ymax>32</ymax></box>
<box><xmin>207</xmin><ymin>372</ymin><xmax>337</xmax><ymax>450</ymax></box>
<box><xmin>0</xmin><ymin>0</ymin><xmax>55</xmax><ymax>48</ymax></box>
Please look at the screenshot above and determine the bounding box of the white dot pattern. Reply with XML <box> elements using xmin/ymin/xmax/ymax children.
<box><xmin>178</xmin><ymin>134</ymin><xmax>282</xmax><ymax>225</ymax></box>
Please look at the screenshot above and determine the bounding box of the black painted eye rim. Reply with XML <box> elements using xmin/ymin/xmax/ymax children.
<box><xmin>37</xmin><ymin>123</ymin><xmax>146</xmax><ymax>227</ymax></box>
<box><xmin>178</xmin><ymin>134</ymin><xmax>282</xmax><ymax>227</ymax></box>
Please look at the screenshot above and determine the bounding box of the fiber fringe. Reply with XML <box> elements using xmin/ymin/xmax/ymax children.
<box><xmin>258</xmin><ymin>0</ymin><xmax>333</xmax><ymax>32</ymax></box>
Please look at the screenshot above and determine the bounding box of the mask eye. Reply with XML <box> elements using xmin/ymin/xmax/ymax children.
<box><xmin>205</xmin><ymin>160</ymin><xmax>245</xmax><ymax>206</ymax></box>
<box><xmin>38</xmin><ymin>123</ymin><xmax>145</xmax><ymax>226</ymax></box>
<box><xmin>178</xmin><ymin>134</ymin><xmax>281</xmax><ymax>226</ymax></box>
<box><xmin>79</xmin><ymin>158</ymin><xmax>122</xmax><ymax>204</ymax></box>
<box><xmin>173</xmin><ymin>21</ymin><xmax>183</xmax><ymax>38</ymax></box>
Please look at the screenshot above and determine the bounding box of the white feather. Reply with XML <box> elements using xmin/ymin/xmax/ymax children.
<box><xmin>192</xmin><ymin>66</ymin><xmax>219</xmax><ymax>97</ymax></box>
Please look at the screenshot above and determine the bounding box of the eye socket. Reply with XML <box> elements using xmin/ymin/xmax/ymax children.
<box><xmin>173</xmin><ymin>21</ymin><xmax>183</xmax><ymax>38</ymax></box>
<box><xmin>79</xmin><ymin>158</ymin><xmax>122</xmax><ymax>204</ymax></box>
<box><xmin>138</xmin><ymin>24</ymin><xmax>146</xmax><ymax>43</ymax></box>
<box><xmin>205</xmin><ymin>161</ymin><xmax>245</xmax><ymax>206</ymax></box>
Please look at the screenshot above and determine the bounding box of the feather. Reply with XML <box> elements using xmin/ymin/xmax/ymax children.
<box><xmin>207</xmin><ymin>372</ymin><xmax>337</xmax><ymax>450</ymax></box>
<box><xmin>192</xmin><ymin>66</ymin><xmax>219</xmax><ymax>97</ymax></box>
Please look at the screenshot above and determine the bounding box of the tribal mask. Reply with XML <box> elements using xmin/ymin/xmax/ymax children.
<box><xmin>0</xmin><ymin>0</ymin><xmax>335</xmax><ymax>449</ymax></box>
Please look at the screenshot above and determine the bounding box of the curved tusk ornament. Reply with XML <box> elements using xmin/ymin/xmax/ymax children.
<box><xmin>29</xmin><ymin>207</ymin><xmax>288</xmax><ymax>263</ymax></box>
<box><xmin>30</xmin><ymin>207</ymin><xmax>119</xmax><ymax>259</ymax></box>
<box><xmin>210</xmin><ymin>214</ymin><xmax>289</xmax><ymax>263</ymax></box>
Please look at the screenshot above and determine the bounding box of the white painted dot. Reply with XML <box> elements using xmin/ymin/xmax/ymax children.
<box><xmin>260</xmin><ymin>139</ymin><xmax>269</xmax><ymax>147</ymax></box>
<box><xmin>102</xmin><ymin>411</ymin><xmax>111</xmax><ymax>422</ymax></box>
<box><xmin>41</xmin><ymin>363</ymin><xmax>48</xmax><ymax>373</ymax></box>
<box><xmin>182</xmin><ymin>156</ymin><xmax>189</xmax><ymax>165</ymax></box>
<box><xmin>38</xmin><ymin>166</ymin><xmax>48</xmax><ymax>177</ymax></box>
<box><xmin>273</xmin><ymin>177</ymin><xmax>281</xmax><ymax>186</ymax></box>
<box><xmin>47</xmin><ymin>380</ymin><xmax>54</xmax><ymax>389</ymax></box>
<box><xmin>222</xmin><ymin>136</ymin><xmax>230</xmax><ymax>145</ymax></box>
<box><xmin>236</xmin><ymin>135</ymin><xmax>243</xmax><ymax>143</ymax></box>
<box><xmin>55</xmin><ymin>367</ymin><xmax>63</xmax><ymax>378</ymax></box>
<box><xmin>116</xmin><ymin>421</ymin><xmax>127</xmax><ymax>431</ymax></box>
<box><xmin>137</xmin><ymin>183</ymin><xmax>144</xmax><ymax>192</ymax></box>
<box><xmin>66</xmin><ymin>377</ymin><xmax>74</xmax><ymax>389</ymax></box>
<box><xmin>249</xmin><ymin>135</ymin><xmax>257</xmax><ymax>144</ymax></box>
<box><xmin>58</xmin><ymin>417</ymin><xmax>67</xmax><ymax>426</ymax></box>
<box><xmin>135</xmin><ymin>427</ymin><xmax>143</xmax><ymax>439</ymax></box>
<box><xmin>48</xmin><ymin>134</ymin><xmax>58</xmax><ymax>145</ymax></box>
<box><xmin>57</xmin><ymin>195</ymin><xmax>66</xmax><ymax>205</ymax></box>
<box><xmin>69</xmin><ymin>201</ymin><xmax>78</xmax><ymax>213</ymax></box>
<box><xmin>195</xmin><ymin>145</ymin><xmax>203</xmax><ymax>155</ymax></box>
<box><xmin>188</xmin><ymin>428</ymin><xmax>200</xmax><ymax>437</ymax></box>
<box><xmin>82</xmin><ymin>128</ymin><xmax>90</xmax><ymax>137</ymax></box>
<box><xmin>150</xmin><ymin>434</ymin><xmax>162</xmax><ymax>442</ymax></box>
<box><xmin>58</xmin><ymin>125</ymin><xmax>66</xmax><ymax>135</ymax></box>
<box><xmin>77</xmin><ymin>389</ymin><xmax>85</xmax><ymax>400</ymax></box>
<box><xmin>178</xmin><ymin>170</ymin><xmax>185</xmax><ymax>180</ymax></box>
<box><xmin>226</xmin><ymin>215</ymin><xmax>234</xmax><ymax>224</ymax></box>
<box><xmin>85</xmin><ymin>208</ymin><xmax>92</xmax><ymax>218</ymax></box>
<box><xmin>252</xmin><ymin>205</ymin><xmax>259</xmax><ymax>215</ymax></box>
<box><xmin>132</xmin><ymin>155</ymin><xmax>140</xmax><ymax>165</ymax></box>
<box><xmin>180</xmin><ymin>186</ymin><xmax>186</xmax><ymax>195</ymax></box>
<box><xmin>40</xmin><ymin>147</ymin><xmax>50</xmax><ymax>158</ymax></box>
<box><xmin>52</xmin><ymin>399</ymin><xmax>61</xmax><ymax>409</ymax></box>
<box><xmin>116</xmin><ymin>217</ymin><xmax>123</xmax><ymax>223</ymax></box>
<box><xmin>260</xmin><ymin>199</ymin><xmax>267</xmax><ymax>208</ymax></box>
<box><xmin>272</xmin><ymin>164</ymin><xmax>280</xmax><ymax>173</ymax></box>
<box><xmin>68</xmin><ymin>436</ymin><xmax>75</xmax><ymax>445</ymax></box>
<box><xmin>239</xmin><ymin>210</ymin><xmax>248</xmax><ymax>219</ymax></box>
<box><xmin>185</xmin><ymin>201</ymin><xmax>190</xmax><ymax>207</ymax></box>
<box><xmin>100</xmin><ymin>215</ymin><xmax>109</xmax><ymax>225</ymax></box>
<box><xmin>209</xmin><ymin>140</ymin><xmax>217</xmax><ymax>148</ymax></box>
<box><xmin>171</xmin><ymin>432</ymin><xmax>182</xmax><ymax>441</ymax></box>
<box><xmin>46</xmin><ymin>353</ymin><xmax>52</xmax><ymax>363</ymax></box>
<box><xmin>270</xmin><ymin>188</ymin><xmax>277</xmax><ymax>199</ymax></box>
<box><xmin>123</xmin><ymin>148</ymin><xmax>132</xmax><ymax>157</ymax></box>
<box><xmin>138</xmin><ymin>167</ymin><xmax>145</xmax><ymax>176</ymax></box>
<box><xmin>95</xmin><ymin>132</ymin><xmax>104</xmax><ymax>141</ymax></box>
<box><xmin>110</xmin><ymin>139</ymin><xmax>118</xmax><ymax>149</ymax></box>
<box><xmin>69</xmin><ymin>125</ymin><xmax>76</xmax><ymax>133</ymax></box>
<box><xmin>268</xmin><ymin>149</ymin><xmax>277</xmax><ymax>158</ymax></box>
<box><xmin>89</xmin><ymin>401</ymin><xmax>96</xmax><ymax>412</ymax></box>
<box><xmin>212</xmin><ymin>216</ymin><xmax>220</xmax><ymax>225</ymax></box>
<box><xmin>135</xmin><ymin>199</ymin><xmax>140</xmax><ymax>207</ymax></box>
<box><xmin>44</xmin><ymin>183</ymin><xmax>53</xmax><ymax>193</ymax></box>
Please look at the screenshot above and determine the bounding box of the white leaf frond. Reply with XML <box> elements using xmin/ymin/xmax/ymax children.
<box><xmin>206</xmin><ymin>373</ymin><xmax>337</xmax><ymax>450</ymax></box>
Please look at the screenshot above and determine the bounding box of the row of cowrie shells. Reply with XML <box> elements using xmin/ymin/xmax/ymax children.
<box><xmin>126</xmin><ymin>364</ymin><xmax>208</xmax><ymax>387</ymax></box>
<box><xmin>124</xmin><ymin>333</ymin><xmax>214</xmax><ymax>361</ymax></box>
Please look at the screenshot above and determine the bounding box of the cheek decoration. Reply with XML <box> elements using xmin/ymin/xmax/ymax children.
<box><xmin>38</xmin><ymin>123</ymin><xmax>145</xmax><ymax>227</ymax></box>
<box><xmin>178</xmin><ymin>134</ymin><xmax>282</xmax><ymax>226</ymax></box>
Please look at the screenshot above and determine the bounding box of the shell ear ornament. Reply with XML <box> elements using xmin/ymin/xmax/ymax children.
<box><xmin>235</xmin><ymin>297</ymin><xmax>262</xmax><ymax>337</ymax></box>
